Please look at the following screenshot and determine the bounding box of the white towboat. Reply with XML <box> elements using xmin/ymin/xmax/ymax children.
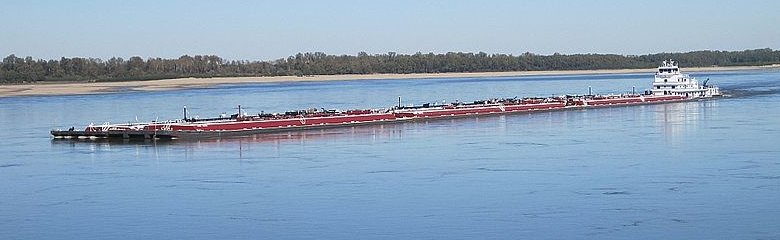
<box><xmin>651</xmin><ymin>59</ymin><xmax>722</xmax><ymax>98</ymax></box>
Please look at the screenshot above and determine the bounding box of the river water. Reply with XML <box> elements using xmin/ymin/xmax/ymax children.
<box><xmin>1</xmin><ymin>70</ymin><xmax>779</xmax><ymax>239</ymax></box>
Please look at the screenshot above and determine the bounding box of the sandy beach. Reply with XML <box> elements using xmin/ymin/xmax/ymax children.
<box><xmin>1</xmin><ymin>65</ymin><xmax>777</xmax><ymax>98</ymax></box>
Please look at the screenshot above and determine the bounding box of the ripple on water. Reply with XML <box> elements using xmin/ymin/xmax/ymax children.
<box><xmin>0</xmin><ymin>163</ymin><xmax>23</xmax><ymax>168</ymax></box>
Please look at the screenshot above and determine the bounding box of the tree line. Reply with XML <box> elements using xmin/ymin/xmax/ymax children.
<box><xmin>2</xmin><ymin>48</ymin><xmax>779</xmax><ymax>83</ymax></box>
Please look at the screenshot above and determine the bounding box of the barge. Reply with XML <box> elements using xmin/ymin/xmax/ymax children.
<box><xmin>52</xmin><ymin>60</ymin><xmax>722</xmax><ymax>140</ymax></box>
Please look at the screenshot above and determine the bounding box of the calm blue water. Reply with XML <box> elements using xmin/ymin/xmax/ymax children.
<box><xmin>1</xmin><ymin>70</ymin><xmax>780</xmax><ymax>239</ymax></box>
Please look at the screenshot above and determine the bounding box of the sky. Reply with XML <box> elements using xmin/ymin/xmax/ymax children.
<box><xmin>2</xmin><ymin>0</ymin><xmax>779</xmax><ymax>61</ymax></box>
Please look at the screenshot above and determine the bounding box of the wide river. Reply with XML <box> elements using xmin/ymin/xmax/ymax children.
<box><xmin>1</xmin><ymin>70</ymin><xmax>779</xmax><ymax>239</ymax></box>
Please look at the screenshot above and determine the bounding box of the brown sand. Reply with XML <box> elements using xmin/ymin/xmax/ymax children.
<box><xmin>2</xmin><ymin>65</ymin><xmax>777</xmax><ymax>98</ymax></box>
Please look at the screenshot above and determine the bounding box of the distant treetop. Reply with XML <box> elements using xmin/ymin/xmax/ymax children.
<box><xmin>2</xmin><ymin>48</ymin><xmax>779</xmax><ymax>83</ymax></box>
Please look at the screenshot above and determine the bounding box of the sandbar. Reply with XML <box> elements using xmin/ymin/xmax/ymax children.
<box><xmin>1</xmin><ymin>65</ymin><xmax>777</xmax><ymax>98</ymax></box>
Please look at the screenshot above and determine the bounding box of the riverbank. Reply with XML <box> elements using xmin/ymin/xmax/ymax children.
<box><xmin>2</xmin><ymin>65</ymin><xmax>778</xmax><ymax>98</ymax></box>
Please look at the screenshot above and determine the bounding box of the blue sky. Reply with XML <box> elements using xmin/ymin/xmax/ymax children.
<box><xmin>2</xmin><ymin>0</ymin><xmax>779</xmax><ymax>60</ymax></box>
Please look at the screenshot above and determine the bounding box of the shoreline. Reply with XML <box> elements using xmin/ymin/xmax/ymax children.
<box><xmin>2</xmin><ymin>65</ymin><xmax>778</xmax><ymax>98</ymax></box>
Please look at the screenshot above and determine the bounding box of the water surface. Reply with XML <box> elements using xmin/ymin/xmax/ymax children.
<box><xmin>1</xmin><ymin>70</ymin><xmax>780</xmax><ymax>239</ymax></box>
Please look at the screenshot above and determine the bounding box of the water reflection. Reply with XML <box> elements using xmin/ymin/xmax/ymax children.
<box><xmin>51</xmin><ymin>123</ymin><xmax>407</xmax><ymax>146</ymax></box>
<box><xmin>50</xmin><ymin>122</ymin><xmax>414</xmax><ymax>160</ymax></box>
<box><xmin>49</xmin><ymin>113</ymin><xmax>523</xmax><ymax>163</ymax></box>
<box><xmin>47</xmin><ymin>99</ymin><xmax>731</xmax><ymax>164</ymax></box>
<box><xmin>656</xmin><ymin>100</ymin><xmax>719</xmax><ymax>141</ymax></box>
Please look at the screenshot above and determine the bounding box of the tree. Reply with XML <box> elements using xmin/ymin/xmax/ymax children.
<box><xmin>2</xmin><ymin>49</ymin><xmax>780</xmax><ymax>84</ymax></box>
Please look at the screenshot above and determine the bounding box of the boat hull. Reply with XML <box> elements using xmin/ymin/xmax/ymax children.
<box><xmin>51</xmin><ymin>96</ymin><xmax>715</xmax><ymax>140</ymax></box>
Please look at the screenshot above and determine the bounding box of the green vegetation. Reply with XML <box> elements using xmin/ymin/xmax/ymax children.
<box><xmin>2</xmin><ymin>48</ymin><xmax>779</xmax><ymax>84</ymax></box>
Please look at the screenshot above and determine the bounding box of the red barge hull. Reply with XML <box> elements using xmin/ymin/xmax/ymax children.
<box><xmin>51</xmin><ymin>94</ymin><xmax>698</xmax><ymax>140</ymax></box>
